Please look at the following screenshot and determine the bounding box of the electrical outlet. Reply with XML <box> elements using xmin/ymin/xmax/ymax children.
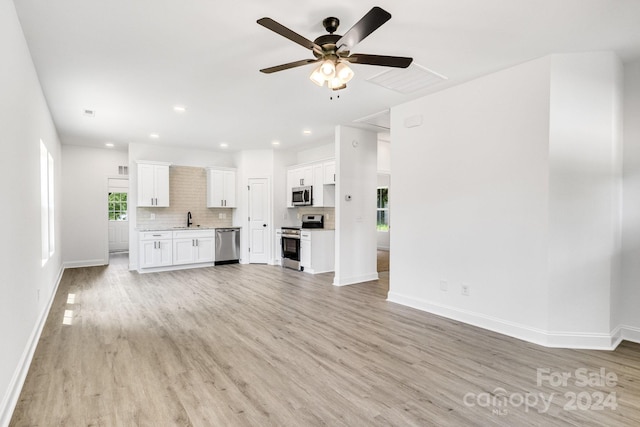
<box><xmin>461</xmin><ymin>283</ymin><xmax>470</xmax><ymax>296</ymax></box>
<box><xmin>222</xmin><ymin>213</ymin><xmax>226</xmax><ymax>219</ymax></box>
<box><xmin>440</xmin><ymin>280</ymin><xmax>448</xmax><ymax>292</ymax></box>
<box><xmin>150</xmin><ymin>213</ymin><xmax>155</xmax><ymax>220</ymax></box>
<box><xmin>218</xmin><ymin>213</ymin><xmax>223</xmax><ymax>219</ymax></box>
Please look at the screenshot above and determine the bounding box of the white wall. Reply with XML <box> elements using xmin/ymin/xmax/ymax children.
<box><xmin>128</xmin><ymin>143</ymin><xmax>235</xmax><ymax>270</ymax></box>
<box><xmin>296</xmin><ymin>142</ymin><xmax>334</xmax><ymax>164</ymax></box>
<box><xmin>389</xmin><ymin>53</ymin><xmax>625</xmax><ymax>349</ymax></box>
<box><xmin>390</xmin><ymin>56</ymin><xmax>552</xmax><ymax>339</ymax></box>
<box><xmin>547</xmin><ymin>53</ymin><xmax>623</xmax><ymax>340</ymax></box>
<box><xmin>0</xmin><ymin>0</ymin><xmax>63</xmax><ymax>423</ymax></box>
<box><xmin>377</xmin><ymin>138</ymin><xmax>391</xmax><ymax>173</ymax></box>
<box><xmin>334</xmin><ymin>126</ymin><xmax>378</xmax><ymax>285</ymax></box>
<box><xmin>61</xmin><ymin>145</ymin><xmax>128</xmax><ymax>267</ymax></box>
<box><xmin>621</xmin><ymin>58</ymin><xmax>640</xmax><ymax>340</ymax></box>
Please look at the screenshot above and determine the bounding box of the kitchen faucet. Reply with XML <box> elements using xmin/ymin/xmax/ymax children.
<box><xmin>187</xmin><ymin>211</ymin><xmax>192</xmax><ymax>228</ymax></box>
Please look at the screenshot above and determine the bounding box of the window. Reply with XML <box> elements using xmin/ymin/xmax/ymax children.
<box><xmin>108</xmin><ymin>192</ymin><xmax>128</xmax><ymax>221</ymax></box>
<box><xmin>40</xmin><ymin>140</ymin><xmax>54</xmax><ymax>265</ymax></box>
<box><xmin>377</xmin><ymin>187</ymin><xmax>389</xmax><ymax>232</ymax></box>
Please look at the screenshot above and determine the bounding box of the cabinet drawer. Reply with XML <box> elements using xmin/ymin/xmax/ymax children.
<box><xmin>140</xmin><ymin>231</ymin><xmax>172</xmax><ymax>240</ymax></box>
<box><xmin>172</xmin><ymin>230</ymin><xmax>215</xmax><ymax>239</ymax></box>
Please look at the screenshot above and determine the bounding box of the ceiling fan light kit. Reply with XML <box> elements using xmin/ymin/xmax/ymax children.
<box><xmin>258</xmin><ymin>6</ymin><xmax>412</xmax><ymax>90</ymax></box>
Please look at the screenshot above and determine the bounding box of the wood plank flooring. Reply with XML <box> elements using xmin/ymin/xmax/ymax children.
<box><xmin>10</xmin><ymin>253</ymin><xmax>640</xmax><ymax>426</ymax></box>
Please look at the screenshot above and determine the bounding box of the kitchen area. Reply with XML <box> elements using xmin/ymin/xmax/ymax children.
<box><xmin>135</xmin><ymin>161</ymin><xmax>241</xmax><ymax>273</ymax></box>
<box><xmin>132</xmin><ymin>152</ymin><xmax>337</xmax><ymax>276</ymax></box>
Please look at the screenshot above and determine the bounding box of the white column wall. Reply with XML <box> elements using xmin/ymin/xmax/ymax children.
<box><xmin>547</xmin><ymin>53</ymin><xmax>623</xmax><ymax>343</ymax></box>
<box><xmin>334</xmin><ymin>126</ymin><xmax>378</xmax><ymax>286</ymax></box>
<box><xmin>389</xmin><ymin>53</ymin><xmax>625</xmax><ymax>348</ymax></box>
<box><xmin>621</xmin><ymin>58</ymin><xmax>640</xmax><ymax>341</ymax></box>
<box><xmin>389</xmin><ymin>56</ymin><xmax>551</xmax><ymax>341</ymax></box>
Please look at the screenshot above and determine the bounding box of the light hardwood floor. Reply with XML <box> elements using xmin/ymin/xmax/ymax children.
<box><xmin>10</xmin><ymin>254</ymin><xmax>640</xmax><ymax>426</ymax></box>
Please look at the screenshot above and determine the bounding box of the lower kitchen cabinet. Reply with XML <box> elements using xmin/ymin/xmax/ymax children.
<box><xmin>300</xmin><ymin>229</ymin><xmax>335</xmax><ymax>274</ymax></box>
<box><xmin>172</xmin><ymin>230</ymin><xmax>215</xmax><ymax>265</ymax></box>
<box><xmin>139</xmin><ymin>231</ymin><xmax>173</xmax><ymax>268</ymax></box>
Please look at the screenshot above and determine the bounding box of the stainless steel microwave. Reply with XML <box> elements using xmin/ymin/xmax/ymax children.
<box><xmin>292</xmin><ymin>186</ymin><xmax>312</xmax><ymax>206</ymax></box>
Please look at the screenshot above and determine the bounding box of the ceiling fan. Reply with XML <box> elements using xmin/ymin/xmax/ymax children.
<box><xmin>257</xmin><ymin>6</ymin><xmax>413</xmax><ymax>90</ymax></box>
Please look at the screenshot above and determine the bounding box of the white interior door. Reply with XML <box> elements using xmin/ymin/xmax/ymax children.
<box><xmin>248</xmin><ymin>178</ymin><xmax>270</xmax><ymax>264</ymax></box>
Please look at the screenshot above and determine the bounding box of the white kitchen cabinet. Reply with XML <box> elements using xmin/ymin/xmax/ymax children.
<box><xmin>207</xmin><ymin>168</ymin><xmax>236</xmax><ymax>208</ymax></box>
<box><xmin>324</xmin><ymin>160</ymin><xmax>336</xmax><ymax>185</ymax></box>
<box><xmin>312</xmin><ymin>163</ymin><xmax>324</xmax><ymax>207</ymax></box>
<box><xmin>300</xmin><ymin>229</ymin><xmax>335</xmax><ymax>274</ymax></box>
<box><xmin>137</xmin><ymin>161</ymin><xmax>170</xmax><ymax>207</ymax></box>
<box><xmin>172</xmin><ymin>230</ymin><xmax>215</xmax><ymax>265</ymax></box>
<box><xmin>139</xmin><ymin>231</ymin><xmax>173</xmax><ymax>268</ymax></box>
<box><xmin>289</xmin><ymin>165</ymin><xmax>313</xmax><ymax>188</ymax></box>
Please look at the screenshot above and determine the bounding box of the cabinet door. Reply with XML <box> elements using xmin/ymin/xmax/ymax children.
<box><xmin>301</xmin><ymin>166</ymin><xmax>313</xmax><ymax>187</ymax></box>
<box><xmin>173</xmin><ymin>238</ymin><xmax>195</xmax><ymax>265</ymax></box>
<box><xmin>137</xmin><ymin>163</ymin><xmax>156</xmax><ymax>206</ymax></box>
<box><xmin>139</xmin><ymin>240</ymin><xmax>158</xmax><ymax>268</ymax></box>
<box><xmin>207</xmin><ymin>169</ymin><xmax>225</xmax><ymax>207</ymax></box>
<box><xmin>157</xmin><ymin>240</ymin><xmax>173</xmax><ymax>266</ymax></box>
<box><xmin>324</xmin><ymin>161</ymin><xmax>336</xmax><ymax>184</ymax></box>
<box><xmin>223</xmin><ymin>171</ymin><xmax>236</xmax><ymax>208</ymax></box>
<box><xmin>312</xmin><ymin>164</ymin><xmax>324</xmax><ymax>207</ymax></box>
<box><xmin>300</xmin><ymin>236</ymin><xmax>311</xmax><ymax>269</ymax></box>
<box><xmin>194</xmin><ymin>236</ymin><xmax>215</xmax><ymax>263</ymax></box>
<box><xmin>154</xmin><ymin>165</ymin><xmax>170</xmax><ymax>207</ymax></box>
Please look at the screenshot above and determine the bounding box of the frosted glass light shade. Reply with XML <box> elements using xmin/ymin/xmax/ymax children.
<box><xmin>320</xmin><ymin>60</ymin><xmax>335</xmax><ymax>77</ymax></box>
<box><xmin>335</xmin><ymin>62</ymin><xmax>354</xmax><ymax>83</ymax></box>
<box><xmin>309</xmin><ymin>65</ymin><xmax>325</xmax><ymax>86</ymax></box>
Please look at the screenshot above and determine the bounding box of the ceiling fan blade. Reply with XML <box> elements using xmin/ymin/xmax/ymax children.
<box><xmin>260</xmin><ymin>58</ymin><xmax>321</xmax><ymax>74</ymax></box>
<box><xmin>344</xmin><ymin>54</ymin><xmax>413</xmax><ymax>68</ymax></box>
<box><xmin>257</xmin><ymin>17</ymin><xmax>322</xmax><ymax>53</ymax></box>
<box><xmin>335</xmin><ymin>7</ymin><xmax>391</xmax><ymax>53</ymax></box>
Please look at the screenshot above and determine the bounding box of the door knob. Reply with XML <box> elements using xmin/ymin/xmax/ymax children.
<box><xmin>263</xmin><ymin>224</ymin><xmax>267</xmax><ymax>227</ymax></box>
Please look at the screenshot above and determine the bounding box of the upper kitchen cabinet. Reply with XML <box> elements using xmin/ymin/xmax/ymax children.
<box><xmin>137</xmin><ymin>161</ymin><xmax>171</xmax><ymax>207</ymax></box>
<box><xmin>207</xmin><ymin>167</ymin><xmax>236</xmax><ymax>208</ymax></box>
<box><xmin>323</xmin><ymin>160</ymin><xmax>336</xmax><ymax>185</ymax></box>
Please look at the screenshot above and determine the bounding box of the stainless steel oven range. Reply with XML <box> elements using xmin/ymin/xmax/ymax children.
<box><xmin>281</xmin><ymin>227</ymin><xmax>301</xmax><ymax>270</ymax></box>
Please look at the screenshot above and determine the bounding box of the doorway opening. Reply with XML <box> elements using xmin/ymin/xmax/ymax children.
<box><xmin>108</xmin><ymin>178</ymin><xmax>129</xmax><ymax>256</ymax></box>
<box><xmin>377</xmin><ymin>174</ymin><xmax>390</xmax><ymax>272</ymax></box>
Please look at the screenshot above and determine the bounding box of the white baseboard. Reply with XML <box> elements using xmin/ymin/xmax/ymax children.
<box><xmin>620</xmin><ymin>325</ymin><xmax>640</xmax><ymax>344</ymax></box>
<box><xmin>63</xmin><ymin>259</ymin><xmax>107</xmax><ymax>269</ymax></box>
<box><xmin>333</xmin><ymin>272</ymin><xmax>379</xmax><ymax>287</ymax></box>
<box><xmin>387</xmin><ymin>291</ymin><xmax>622</xmax><ymax>350</ymax></box>
<box><xmin>0</xmin><ymin>265</ymin><xmax>64</xmax><ymax>427</ymax></box>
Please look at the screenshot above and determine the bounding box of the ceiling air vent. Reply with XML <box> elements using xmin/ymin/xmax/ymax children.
<box><xmin>83</xmin><ymin>108</ymin><xmax>95</xmax><ymax>117</ymax></box>
<box><xmin>366</xmin><ymin>63</ymin><xmax>447</xmax><ymax>94</ymax></box>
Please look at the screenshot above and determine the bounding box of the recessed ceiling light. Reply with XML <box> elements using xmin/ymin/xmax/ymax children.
<box><xmin>220</xmin><ymin>143</ymin><xmax>228</xmax><ymax>148</ymax></box>
<box><xmin>149</xmin><ymin>133</ymin><xmax>159</xmax><ymax>139</ymax></box>
<box><xmin>173</xmin><ymin>105</ymin><xmax>186</xmax><ymax>113</ymax></box>
<box><xmin>272</xmin><ymin>141</ymin><xmax>280</xmax><ymax>146</ymax></box>
<box><xmin>105</xmin><ymin>142</ymin><xmax>114</xmax><ymax>148</ymax></box>
<box><xmin>303</xmin><ymin>129</ymin><xmax>312</xmax><ymax>135</ymax></box>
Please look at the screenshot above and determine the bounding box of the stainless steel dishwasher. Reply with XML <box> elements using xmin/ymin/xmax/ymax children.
<box><xmin>215</xmin><ymin>228</ymin><xmax>240</xmax><ymax>265</ymax></box>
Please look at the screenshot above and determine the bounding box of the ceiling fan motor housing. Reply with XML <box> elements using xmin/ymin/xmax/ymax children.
<box><xmin>323</xmin><ymin>17</ymin><xmax>340</xmax><ymax>34</ymax></box>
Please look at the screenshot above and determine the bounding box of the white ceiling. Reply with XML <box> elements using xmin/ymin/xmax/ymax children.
<box><xmin>13</xmin><ymin>0</ymin><xmax>640</xmax><ymax>152</ymax></box>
